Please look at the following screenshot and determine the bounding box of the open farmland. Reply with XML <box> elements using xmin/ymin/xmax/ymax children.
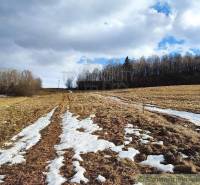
<box><xmin>99</xmin><ymin>85</ymin><xmax>200</xmax><ymax>113</ymax></box>
<box><xmin>0</xmin><ymin>85</ymin><xmax>200</xmax><ymax>185</ymax></box>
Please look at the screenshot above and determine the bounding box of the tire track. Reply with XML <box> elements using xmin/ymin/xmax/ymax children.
<box><xmin>0</xmin><ymin>94</ymin><xmax>67</xmax><ymax>185</ymax></box>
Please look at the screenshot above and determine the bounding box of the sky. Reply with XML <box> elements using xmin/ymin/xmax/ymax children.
<box><xmin>1</xmin><ymin>0</ymin><xmax>200</xmax><ymax>87</ymax></box>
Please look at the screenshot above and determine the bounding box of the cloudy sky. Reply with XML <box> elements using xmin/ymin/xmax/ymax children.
<box><xmin>1</xmin><ymin>0</ymin><xmax>200</xmax><ymax>87</ymax></box>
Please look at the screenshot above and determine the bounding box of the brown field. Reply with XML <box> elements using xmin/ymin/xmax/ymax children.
<box><xmin>98</xmin><ymin>85</ymin><xmax>200</xmax><ymax>113</ymax></box>
<box><xmin>0</xmin><ymin>85</ymin><xmax>200</xmax><ymax>185</ymax></box>
<box><xmin>0</xmin><ymin>93</ymin><xmax>63</xmax><ymax>147</ymax></box>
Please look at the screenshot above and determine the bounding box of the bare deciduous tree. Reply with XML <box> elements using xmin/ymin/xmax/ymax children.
<box><xmin>77</xmin><ymin>54</ymin><xmax>200</xmax><ymax>90</ymax></box>
<box><xmin>0</xmin><ymin>69</ymin><xmax>42</xmax><ymax>96</ymax></box>
<box><xmin>65</xmin><ymin>78</ymin><xmax>73</xmax><ymax>89</ymax></box>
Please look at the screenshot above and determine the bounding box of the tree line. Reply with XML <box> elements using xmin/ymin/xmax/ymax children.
<box><xmin>0</xmin><ymin>69</ymin><xmax>42</xmax><ymax>96</ymax></box>
<box><xmin>77</xmin><ymin>54</ymin><xmax>200</xmax><ymax>90</ymax></box>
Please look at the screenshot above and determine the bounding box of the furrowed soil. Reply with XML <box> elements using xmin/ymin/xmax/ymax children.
<box><xmin>0</xmin><ymin>85</ymin><xmax>200</xmax><ymax>185</ymax></box>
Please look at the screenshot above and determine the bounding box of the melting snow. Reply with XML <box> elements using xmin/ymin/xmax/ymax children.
<box><xmin>152</xmin><ymin>141</ymin><xmax>164</xmax><ymax>145</ymax></box>
<box><xmin>111</xmin><ymin>145</ymin><xmax>124</xmax><ymax>153</ymax></box>
<box><xmin>46</xmin><ymin>156</ymin><xmax>66</xmax><ymax>185</ymax></box>
<box><xmin>140</xmin><ymin>155</ymin><xmax>174</xmax><ymax>172</ymax></box>
<box><xmin>55</xmin><ymin>112</ymin><xmax>116</xmax><ymax>161</ymax></box>
<box><xmin>118</xmin><ymin>148</ymin><xmax>139</xmax><ymax>161</ymax></box>
<box><xmin>99</xmin><ymin>96</ymin><xmax>176</xmax><ymax>173</ymax></box>
<box><xmin>140</xmin><ymin>139</ymin><xmax>149</xmax><ymax>144</ymax></box>
<box><xmin>179</xmin><ymin>152</ymin><xmax>188</xmax><ymax>159</ymax></box>
<box><xmin>125</xmin><ymin>127</ymin><xmax>141</xmax><ymax>136</ymax></box>
<box><xmin>71</xmin><ymin>161</ymin><xmax>89</xmax><ymax>183</ymax></box>
<box><xmin>141</xmin><ymin>134</ymin><xmax>153</xmax><ymax>140</ymax></box>
<box><xmin>0</xmin><ymin>108</ymin><xmax>56</xmax><ymax>165</ymax></box>
<box><xmin>97</xmin><ymin>175</ymin><xmax>106</xmax><ymax>183</ymax></box>
<box><xmin>145</xmin><ymin>106</ymin><xmax>200</xmax><ymax>126</ymax></box>
<box><xmin>124</xmin><ymin>124</ymin><xmax>174</xmax><ymax>173</ymax></box>
<box><xmin>124</xmin><ymin>140</ymin><xmax>132</xmax><ymax>145</ymax></box>
<box><xmin>0</xmin><ymin>175</ymin><xmax>5</xmax><ymax>183</ymax></box>
<box><xmin>124</xmin><ymin>124</ymin><xmax>153</xmax><ymax>145</ymax></box>
<box><xmin>103</xmin><ymin>95</ymin><xmax>200</xmax><ymax>127</ymax></box>
<box><xmin>46</xmin><ymin>111</ymin><xmax>141</xmax><ymax>184</ymax></box>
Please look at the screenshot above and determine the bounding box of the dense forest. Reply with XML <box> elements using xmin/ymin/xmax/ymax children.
<box><xmin>0</xmin><ymin>70</ymin><xmax>42</xmax><ymax>96</ymax></box>
<box><xmin>77</xmin><ymin>54</ymin><xmax>200</xmax><ymax>90</ymax></box>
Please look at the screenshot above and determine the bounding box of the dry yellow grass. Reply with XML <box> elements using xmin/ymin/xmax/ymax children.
<box><xmin>0</xmin><ymin>93</ymin><xmax>63</xmax><ymax>147</ymax></box>
<box><xmin>0</xmin><ymin>97</ymin><xmax>28</xmax><ymax>108</ymax></box>
<box><xmin>99</xmin><ymin>85</ymin><xmax>200</xmax><ymax>113</ymax></box>
<box><xmin>64</xmin><ymin>91</ymin><xmax>200</xmax><ymax>179</ymax></box>
<box><xmin>0</xmin><ymin>87</ymin><xmax>199</xmax><ymax>184</ymax></box>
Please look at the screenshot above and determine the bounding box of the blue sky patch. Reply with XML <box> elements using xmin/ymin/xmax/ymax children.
<box><xmin>168</xmin><ymin>50</ymin><xmax>183</xmax><ymax>56</ymax></box>
<box><xmin>152</xmin><ymin>1</ymin><xmax>172</xmax><ymax>16</ymax></box>
<box><xmin>158</xmin><ymin>36</ymin><xmax>185</xmax><ymax>50</ymax></box>
<box><xmin>77</xmin><ymin>57</ymin><xmax>125</xmax><ymax>66</ymax></box>
<box><xmin>189</xmin><ymin>48</ymin><xmax>200</xmax><ymax>55</ymax></box>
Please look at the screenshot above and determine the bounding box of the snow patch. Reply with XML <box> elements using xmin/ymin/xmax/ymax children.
<box><xmin>179</xmin><ymin>152</ymin><xmax>188</xmax><ymax>159</ymax></box>
<box><xmin>126</xmin><ymin>124</ymin><xmax>134</xmax><ymax>128</ymax></box>
<box><xmin>141</xmin><ymin>134</ymin><xmax>153</xmax><ymax>140</ymax></box>
<box><xmin>125</xmin><ymin>128</ymin><xmax>141</xmax><ymax>136</ymax></box>
<box><xmin>140</xmin><ymin>139</ymin><xmax>149</xmax><ymax>144</ymax></box>
<box><xmin>124</xmin><ymin>124</ymin><xmax>153</xmax><ymax>145</ymax></box>
<box><xmin>47</xmin><ymin>111</ymin><xmax>140</xmax><ymax>184</ymax></box>
<box><xmin>97</xmin><ymin>175</ymin><xmax>106</xmax><ymax>183</ymax></box>
<box><xmin>152</xmin><ymin>141</ymin><xmax>164</xmax><ymax>145</ymax></box>
<box><xmin>46</xmin><ymin>156</ymin><xmax>66</xmax><ymax>185</ymax></box>
<box><xmin>111</xmin><ymin>145</ymin><xmax>124</xmax><ymax>153</ymax></box>
<box><xmin>71</xmin><ymin>161</ymin><xmax>89</xmax><ymax>183</ymax></box>
<box><xmin>140</xmin><ymin>155</ymin><xmax>174</xmax><ymax>172</ymax></box>
<box><xmin>55</xmin><ymin>112</ymin><xmax>116</xmax><ymax>161</ymax></box>
<box><xmin>0</xmin><ymin>108</ymin><xmax>56</xmax><ymax>165</ymax></box>
<box><xmin>0</xmin><ymin>175</ymin><xmax>5</xmax><ymax>183</ymax></box>
<box><xmin>103</xmin><ymin>95</ymin><xmax>200</xmax><ymax>127</ymax></box>
<box><xmin>118</xmin><ymin>148</ymin><xmax>139</xmax><ymax>161</ymax></box>
<box><xmin>145</xmin><ymin>106</ymin><xmax>200</xmax><ymax>126</ymax></box>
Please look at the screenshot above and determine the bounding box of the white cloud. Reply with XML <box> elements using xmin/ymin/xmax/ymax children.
<box><xmin>181</xmin><ymin>10</ymin><xmax>200</xmax><ymax>28</ymax></box>
<box><xmin>0</xmin><ymin>0</ymin><xmax>200</xmax><ymax>87</ymax></box>
<box><xmin>168</xmin><ymin>0</ymin><xmax>200</xmax><ymax>49</ymax></box>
